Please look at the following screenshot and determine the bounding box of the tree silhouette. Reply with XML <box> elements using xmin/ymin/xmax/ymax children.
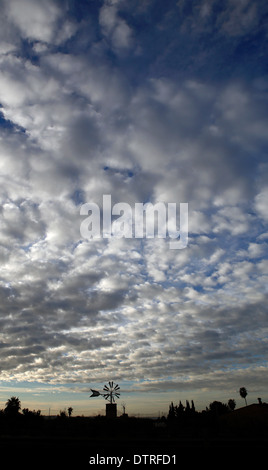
<box><xmin>209</xmin><ymin>401</ymin><xmax>229</xmax><ymax>415</ymax></box>
<box><xmin>239</xmin><ymin>387</ymin><xmax>248</xmax><ymax>406</ymax></box>
<box><xmin>185</xmin><ymin>400</ymin><xmax>191</xmax><ymax>414</ymax></box>
<box><xmin>168</xmin><ymin>402</ymin><xmax>176</xmax><ymax>420</ymax></box>
<box><xmin>5</xmin><ymin>396</ymin><xmax>21</xmax><ymax>416</ymax></box>
<box><xmin>228</xmin><ymin>399</ymin><xmax>236</xmax><ymax>411</ymax></box>
<box><xmin>177</xmin><ymin>401</ymin><xmax>184</xmax><ymax>416</ymax></box>
<box><xmin>22</xmin><ymin>408</ymin><xmax>41</xmax><ymax>417</ymax></box>
<box><xmin>68</xmin><ymin>407</ymin><xmax>73</xmax><ymax>417</ymax></box>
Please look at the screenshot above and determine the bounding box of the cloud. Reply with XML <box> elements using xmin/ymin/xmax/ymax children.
<box><xmin>3</xmin><ymin>0</ymin><xmax>60</xmax><ymax>43</ymax></box>
<box><xmin>99</xmin><ymin>0</ymin><xmax>133</xmax><ymax>52</ymax></box>
<box><xmin>0</xmin><ymin>0</ymin><xmax>267</xmax><ymax>408</ymax></box>
<box><xmin>177</xmin><ymin>0</ymin><xmax>264</xmax><ymax>38</ymax></box>
<box><xmin>219</xmin><ymin>0</ymin><xmax>259</xmax><ymax>37</ymax></box>
<box><xmin>254</xmin><ymin>188</ymin><xmax>268</xmax><ymax>222</ymax></box>
<box><xmin>2</xmin><ymin>0</ymin><xmax>77</xmax><ymax>46</ymax></box>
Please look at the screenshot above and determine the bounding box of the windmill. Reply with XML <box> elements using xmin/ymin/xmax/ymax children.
<box><xmin>90</xmin><ymin>381</ymin><xmax>120</xmax><ymax>418</ymax></box>
<box><xmin>102</xmin><ymin>382</ymin><xmax>120</xmax><ymax>403</ymax></box>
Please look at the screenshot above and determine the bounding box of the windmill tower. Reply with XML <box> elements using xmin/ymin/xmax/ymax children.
<box><xmin>90</xmin><ymin>381</ymin><xmax>120</xmax><ymax>418</ymax></box>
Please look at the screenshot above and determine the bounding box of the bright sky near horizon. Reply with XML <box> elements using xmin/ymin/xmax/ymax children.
<box><xmin>0</xmin><ymin>0</ymin><xmax>267</xmax><ymax>416</ymax></box>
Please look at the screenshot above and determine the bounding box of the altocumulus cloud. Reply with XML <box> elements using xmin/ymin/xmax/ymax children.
<box><xmin>0</xmin><ymin>0</ymin><xmax>267</xmax><ymax>410</ymax></box>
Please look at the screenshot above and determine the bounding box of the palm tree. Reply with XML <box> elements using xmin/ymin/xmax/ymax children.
<box><xmin>239</xmin><ymin>387</ymin><xmax>248</xmax><ymax>406</ymax></box>
<box><xmin>5</xmin><ymin>396</ymin><xmax>21</xmax><ymax>416</ymax></box>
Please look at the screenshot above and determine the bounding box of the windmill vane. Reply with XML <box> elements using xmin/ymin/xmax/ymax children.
<box><xmin>90</xmin><ymin>381</ymin><xmax>121</xmax><ymax>404</ymax></box>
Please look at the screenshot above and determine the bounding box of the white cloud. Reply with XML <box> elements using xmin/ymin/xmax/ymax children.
<box><xmin>99</xmin><ymin>0</ymin><xmax>133</xmax><ymax>51</ymax></box>
<box><xmin>0</xmin><ymin>0</ymin><xmax>267</xmax><ymax>407</ymax></box>
<box><xmin>212</xmin><ymin>206</ymin><xmax>252</xmax><ymax>235</ymax></box>
<box><xmin>0</xmin><ymin>42</ymin><xmax>17</xmax><ymax>55</ymax></box>
<box><xmin>4</xmin><ymin>0</ymin><xmax>61</xmax><ymax>43</ymax></box>
<box><xmin>254</xmin><ymin>188</ymin><xmax>268</xmax><ymax>222</ymax></box>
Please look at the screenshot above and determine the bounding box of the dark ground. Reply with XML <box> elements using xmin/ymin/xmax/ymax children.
<box><xmin>1</xmin><ymin>405</ymin><xmax>267</xmax><ymax>467</ymax></box>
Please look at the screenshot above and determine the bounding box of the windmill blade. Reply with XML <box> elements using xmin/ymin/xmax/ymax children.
<box><xmin>91</xmin><ymin>382</ymin><xmax>121</xmax><ymax>404</ymax></box>
<box><xmin>90</xmin><ymin>389</ymin><xmax>100</xmax><ymax>397</ymax></box>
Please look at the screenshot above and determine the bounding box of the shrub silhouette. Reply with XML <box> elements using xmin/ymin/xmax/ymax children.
<box><xmin>228</xmin><ymin>399</ymin><xmax>236</xmax><ymax>411</ymax></box>
<box><xmin>209</xmin><ymin>401</ymin><xmax>229</xmax><ymax>415</ymax></box>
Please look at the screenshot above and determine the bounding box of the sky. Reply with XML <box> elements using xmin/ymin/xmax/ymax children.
<box><xmin>0</xmin><ymin>0</ymin><xmax>267</xmax><ymax>417</ymax></box>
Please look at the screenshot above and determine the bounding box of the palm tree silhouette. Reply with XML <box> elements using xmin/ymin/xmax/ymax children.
<box><xmin>239</xmin><ymin>387</ymin><xmax>248</xmax><ymax>406</ymax></box>
<box><xmin>5</xmin><ymin>396</ymin><xmax>21</xmax><ymax>416</ymax></box>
